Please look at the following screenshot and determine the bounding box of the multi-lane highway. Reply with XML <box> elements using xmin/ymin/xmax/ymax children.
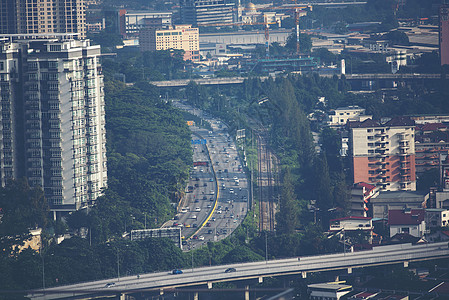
<box><xmin>165</xmin><ymin>101</ymin><xmax>249</xmax><ymax>248</ymax></box>
<box><xmin>28</xmin><ymin>242</ymin><xmax>449</xmax><ymax>300</ymax></box>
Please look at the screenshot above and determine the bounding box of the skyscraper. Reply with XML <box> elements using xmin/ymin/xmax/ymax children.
<box><xmin>0</xmin><ymin>34</ymin><xmax>107</xmax><ymax>218</ymax></box>
<box><xmin>0</xmin><ymin>0</ymin><xmax>86</xmax><ymax>38</ymax></box>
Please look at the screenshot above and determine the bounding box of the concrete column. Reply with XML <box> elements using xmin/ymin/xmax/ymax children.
<box><xmin>207</xmin><ymin>282</ymin><xmax>213</xmax><ymax>289</ymax></box>
<box><xmin>245</xmin><ymin>285</ymin><xmax>250</xmax><ymax>300</ymax></box>
<box><xmin>347</xmin><ymin>267</ymin><xmax>352</xmax><ymax>274</ymax></box>
<box><xmin>193</xmin><ymin>292</ymin><xmax>199</xmax><ymax>300</ymax></box>
<box><xmin>404</xmin><ymin>261</ymin><xmax>409</xmax><ymax>268</ymax></box>
<box><xmin>160</xmin><ymin>289</ymin><xmax>164</xmax><ymax>295</ymax></box>
<box><xmin>119</xmin><ymin>293</ymin><xmax>126</xmax><ymax>300</ymax></box>
<box><xmin>258</xmin><ymin>276</ymin><xmax>263</xmax><ymax>283</ymax></box>
<box><xmin>301</xmin><ymin>271</ymin><xmax>307</xmax><ymax>279</ymax></box>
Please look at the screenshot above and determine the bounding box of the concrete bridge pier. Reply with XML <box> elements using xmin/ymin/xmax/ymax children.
<box><xmin>245</xmin><ymin>285</ymin><xmax>250</xmax><ymax>300</ymax></box>
<box><xmin>404</xmin><ymin>261</ymin><xmax>409</xmax><ymax>268</ymax></box>
<box><xmin>193</xmin><ymin>291</ymin><xmax>199</xmax><ymax>300</ymax></box>
<box><xmin>348</xmin><ymin>267</ymin><xmax>352</xmax><ymax>274</ymax></box>
<box><xmin>301</xmin><ymin>271</ymin><xmax>307</xmax><ymax>279</ymax></box>
<box><xmin>207</xmin><ymin>282</ymin><xmax>213</xmax><ymax>289</ymax></box>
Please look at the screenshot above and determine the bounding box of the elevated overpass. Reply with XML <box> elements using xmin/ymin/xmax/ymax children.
<box><xmin>28</xmin><ymin>242</ymin><xmax>449</xmax><ymax>300</ymax></box>
<box><xmin>150</xmin><ymin>73</ymin><xmax>447</xmax><ymax>88</ymax></box>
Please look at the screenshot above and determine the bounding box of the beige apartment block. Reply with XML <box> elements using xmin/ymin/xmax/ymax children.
<box><xmin>140</xmin><ymin>24</ymin><xmax>200</xmax><ymax>61</ymax></box>
<box><xmin>349</xmin><ymin>117</ymin><xmax>416</xmax><ymax>192</ymax></box>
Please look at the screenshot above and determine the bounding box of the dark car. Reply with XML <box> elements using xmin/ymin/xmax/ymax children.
<box><xmin>225</xmin><ymin>268</ymin><xmax>236</xmax><ymax>273</ymax></box>
<box><xmin>172</xmin><ymin>269</ymin><xmax>183</xmax><ymax>275</ymax></box>
<box><xmin>105</xmin><ymin>282</ymin><xmax>115</xmax><ymax>288</ymax></box>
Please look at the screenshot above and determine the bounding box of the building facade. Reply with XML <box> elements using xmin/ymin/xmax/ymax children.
<box><xmin>140</xmin><ymin>25</ymin><xmax>200</xmax><ymax>61</ymax></box>
<box><xmin>180</xmin><ymin>0</ymin><xmax>236</xmax><ymax>26</ymax></box>
<box><xmin>349</xmin><ymin>117</ymin><xmax>416</xmax><ymax>192</ymax></box>
<box><xmin>118</xmin><ymin>10</ymin><xmax>172</xmax><ymax>37</ymax></box>
<box><xmin>415</xmin><ymin>123</ymin><xmax>449</xmax><ymax>175</ymax></box>
<box><xmin>0</xmin><ymin>34</ymin><xmax>107</xmax><ymax>218</ymax></box>
<box><xmin>0</xmin><ymin>0</ymin><xmax>86</xmax><ymax>38</ymax></box>
<box><xmin>440</xmin><ymin>4</ymin><xmax>449</xmax><ymax>66</ymax></box>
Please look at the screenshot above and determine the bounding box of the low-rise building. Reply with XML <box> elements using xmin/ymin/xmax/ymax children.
<box><xmin>308</xmin><ymin>282</ymin><xmax>352</xmax><ymax>300</ymax></box>
<box><xmin>371</xmin><ymin>190</ymin><xmax>428</xmax><ymax>219</ymax></box>
<box><xmin>139</xmin><ymin>25</ymin><xmax>200</xmax><ymax>61</ymax></box>
<box><xmin>425</xmin><ymin>208</ymin><xmax>449</xmax><ymax>229</ymax></box>
<box><xmin>328</xmin><ymin>105</ymin><xmax>369</xmax><ymax>127</ymax></box>
<box><xmin>388</xmin><ymin>209</ymin><xmax>426</xmax><ymax>238</ymax></box>
<box><xmin>329</xmin><ymin>216</ymin><xmax>373</xmax><ymax>232</ymax></box>
<box><xmin>350</xmin><ymin>182</ymin><xmax>379</xmax><ymax>217</ymax></box>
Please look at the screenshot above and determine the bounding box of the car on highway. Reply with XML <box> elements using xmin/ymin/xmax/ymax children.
<box><xmin>172</xmin><ymin>269</ymin><xmax>183</xmax><ymax>275</ymax></box>
<box><xmin>105</xmin><ymin>282</ymin><xmax>115</xmax><ymax>288</ymax></box>
<box><xmin>225</xmin><ymin>268</ymin><xmax>236</xmax><ymax>273</ymax></box>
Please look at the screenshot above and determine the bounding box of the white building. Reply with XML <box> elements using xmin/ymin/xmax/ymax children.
<box><xmin>308</xmin><ymin>283</ymin><xmax>352</xmax><ymax>300</ymax></box>
<box><xmin>329</xmin><ymin>216</ymin><xmax>373</xmax><ymax>232</ymax></box>
<box><xmin>388</xmin><ymin>209</ymin><xmax>426</xmax><ymax>238</ymax></box>
<box><xmin>0</xmin><ymin>34</ymin><xmax>107</xmax><ymax>219</ymax></box>
<box><xmin>425</xmin><ymin>208</ymin><xmax>449</xmax><ymax>229</ymax></box>
<box><xmin>328</xmin><ymin>105</ymin><xmax>369</xmax><ymax>127</ymax></box>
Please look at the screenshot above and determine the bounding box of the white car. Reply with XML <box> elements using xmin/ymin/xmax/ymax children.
<box><xmin>216</xmin><ymin>210</ymin><xmax>222</xmax><ymax>214</ymax></box>
<box><xmin>195</xmin><ymin>207</ymin><xmax>201</xmax><ymax>212</ymax></box>
<box><xmin>229</xmin><ymin>189</ymin><xmax>234</xmax><ymax>194</ymax></box>
<box><xmin>191</xmin><ymin>215</ymin><xmax>197</xmax><ymax>219</ymax></box>
<box><xmin>181</xmin><ymin>208</ymin><xmax>188</xmax><ymax>213</ymax></box>
<box><xmin>198</xmin><ymin>235</ymin><xmax>205</xmax><ymax>241</ymax></box>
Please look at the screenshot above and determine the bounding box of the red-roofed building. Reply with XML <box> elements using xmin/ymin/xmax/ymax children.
<box><xmin>348</xmin><ymin>117</ymin><xmax>416</xmax><ymax>192</ymax></box>
<box><xmin>388</xmin><ymin>209</ymin><xmax>425</xmax><ymax>238</ymax></box>
<box><xmin>350</xmin><ymin>182</ymin><xmax>379</xmax><ymax>217</ymax></box>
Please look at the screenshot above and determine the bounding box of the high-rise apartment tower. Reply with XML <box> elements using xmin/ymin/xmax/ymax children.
<box><xmin>0</xmin><ymin>0</ymin><xmax>86</xmax><ymax>38</ymax></box>
<box><xmin>348</xmin><ymin>117</ymin><xmax>416</xmax><ymax>192</ymax></box>
<box><xmin>0</xmin><ymin>34</ymin><xmax>106</xmax><ymax>218</ymax></box>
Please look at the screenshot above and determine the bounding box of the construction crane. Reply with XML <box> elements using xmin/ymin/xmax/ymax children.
<box><xmin>249</xmin><ymin>3</ymin><xmax>312</xmax><ymax>56</ymax></box>
<box><xmin>197</xmin><ymin>20</ymin><xmax>278</xmax><ymax>58</ymax></box>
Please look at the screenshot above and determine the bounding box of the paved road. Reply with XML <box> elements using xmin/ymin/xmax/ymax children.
<box><xmin>167</xmin><ymin>102</ymin><xmax>249</xmax><ymax>249</ymax></box>
<box><xmin>28</xmin><ymin>242</ymin><xmax>449</xmax><ymax>300</ymax></box>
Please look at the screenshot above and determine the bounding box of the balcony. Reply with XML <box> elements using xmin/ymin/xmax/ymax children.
<box><xmin>375</xmin><ymin>131</ymin><xmax>387</xmax><ymax>138</ymax></box>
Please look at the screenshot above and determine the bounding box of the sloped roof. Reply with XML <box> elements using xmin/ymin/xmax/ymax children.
<box><xmin>388</xmin><ymin>209</ymin><xmax>425</xmax><ymax>225</ymax></box>
<box><xmin>384</xmin><ymin>116</ymin><xmax>415</xmax><ymax>127</ymax></box>
<box><xmin>416</xmin><ymin>123</ymin><xmax>448</xmax><ymax>132</ymax></box>
<box><xmin>348</xmin><ymin>118</ymin><xmax>380</xmax><ymax>128</ymax></box>
<box><xmin>330</xmin><ymin>216</ymin><xmax>372</xmax><ymax>222</ymax></box>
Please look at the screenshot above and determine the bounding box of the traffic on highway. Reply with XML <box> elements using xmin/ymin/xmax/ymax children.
<box><xmin>167</xmin><ymin>101</ymin><xmax>249</xmax><ymax>249</ymax></box>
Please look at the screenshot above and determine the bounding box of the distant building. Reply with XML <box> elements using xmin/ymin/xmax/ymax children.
<box><xmin>388</xmin><ymin>209</ymin><xmax>426</xmax><ymax>238</ymax></box>
<box><xmin>0</xmin><ymin>0</ymin><xmax>86</xmax><ymax>38</ymax></box>
<box><xmin>425</xmin><ymin>208</ymin><xmax>449</xmax><ymax>229</ymax></box>
<box><xmin>414</xmin><ymin>123</ymin><xmax>449</xmax><ymax>175</ymax></box>
<box><xmin>308</xmin><ymin>282</ymin><xmax>352</xmax><ymax>300</ymax></box>
<box><xmin>119</xmin><ymin>10</ymin><xmax>173</xmax><ymax>37</ymax></box>
<box><xmin>328</xmin><ymin>105</ymin><xmax>370</xmax><ymax>127</ymax></box>
<box><xmin>329</xmin><ymin>216</ymin><xmax>373</xmax><ymax>233</ymax></box>
<box><xmin>140</xmin><ymin>25</ymin><xmax>200</xmax><ymax>61</ymax></box>
<box><xmin>371</xmin><ymin>190</ymin><xmax>428</xmax><ymax>219</ymax></box>
<box><xmin>180</xmin><ymin>0</ymin><xmax>236</xmax><ymax>26</ymax></box>
<box><xmin>348</xmin><ymin>117</ymin><xmax>416</xmax><ymax>192</ymax></box>
<box><xmin>349</xmin><ymin>182</ymin><xmax>379</xmax><ymax>217</ymax></box>
<box><xmin>439</xmin><ymin>4</ymin><xmax>449</xmax><ymax>66</ymax></box>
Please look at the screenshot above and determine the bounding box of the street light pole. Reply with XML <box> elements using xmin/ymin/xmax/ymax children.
<box><xmin>265</xmin><ymin>231</ymin><xmax>268</xmax><ymax>263</ymax></box>
<box><xmin>117</xmin><ymin>249</ymin><xmax>120</xmax><ymax>281</ymax></box>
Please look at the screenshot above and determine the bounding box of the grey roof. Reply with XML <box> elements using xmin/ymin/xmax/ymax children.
<box><xmin>371</xmin><ymin>191</ymin><xmax>428</xmax><ymax>203</ymax></box>
<box><xmin>308</xmin><ymin>283</ymin><xmax>352</xmax><ymax>291</ymax></box>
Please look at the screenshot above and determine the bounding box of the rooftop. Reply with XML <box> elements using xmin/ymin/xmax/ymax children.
<box><xmin>388</xmin><ymin>209</ymin><xmax>425</xmax><ymax>225</ymax></box>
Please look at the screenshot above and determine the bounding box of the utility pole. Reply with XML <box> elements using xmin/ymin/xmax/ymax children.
<box><xmin>265</xmin><ymin>231</ymin><xmax>268</xmax><ymax>263</ymax></box>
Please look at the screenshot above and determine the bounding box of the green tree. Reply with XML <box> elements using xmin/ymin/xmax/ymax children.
<box><xmin>277</xmin><ymin>168</ymin><xmax>299</xmax><ymax>235</ymax></box>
